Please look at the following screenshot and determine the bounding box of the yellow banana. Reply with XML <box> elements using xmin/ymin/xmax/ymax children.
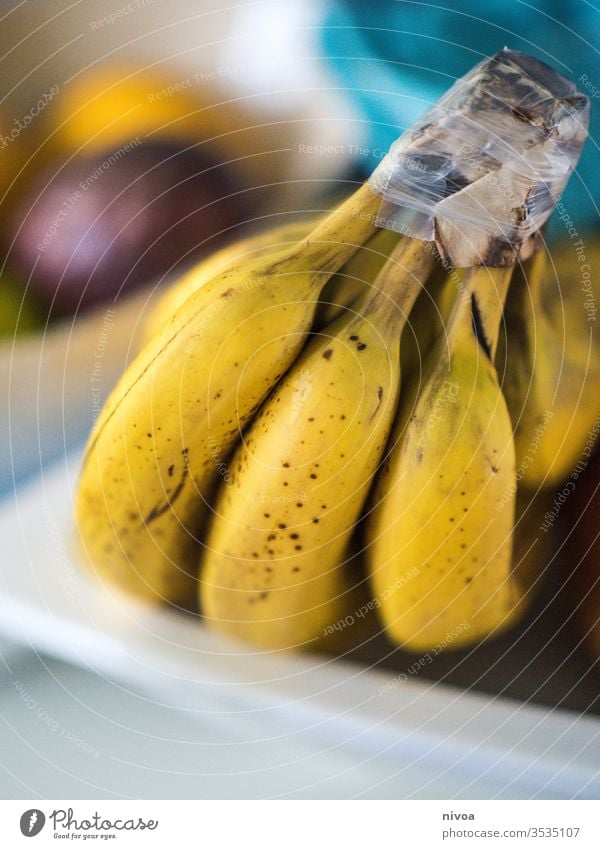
<box><xmin>141</xmin><ymin>219</ymin><xmax>318</xmax><ymax>346</ymax></box>
<box><xmin>499</xmin><ymin>245</ymin><xmax>600</xmax><ymax>488</ymax></box>
<box><xmin>74</xmin><ymin>185</ymin><xmax>381</xmax><ymax>606</ymax></box>
<box><xmin>142</xmin><ymin>221</ymin><xmax>398</xmax><ymax>348</ymax></box>
<box><xmin>367</xmin><ymin>266</ymin><xmax>520</xmax><ymax>651</ymax></box>
<box><xmin>200</xmin><ymin>238</ymin><xmax>433</xmax><ymax>649</ymax></box>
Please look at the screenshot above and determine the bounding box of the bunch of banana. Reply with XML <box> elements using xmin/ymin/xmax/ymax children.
<box><xmin>75</xmin><ymin>54</ymin><xmax>593</xmax><ymax>657</ymax></box>
<box><xmin>200</xmin><ymin>238</ymin><xmax>433</xmax><ymax>649</ymax></box>
<box><xmin>75</xmin><ymin>184</ymin><xmax>387</xmax><ymax>606</ymax></box>
<box><xmin>75</xmin><ymin>209</ymin><xmax>600</xmax><ymax>654</ymax></box>
<box><xmin>76</xmin><ymin>217</ymin><xmax>599</xmax><ymax>650</ymax></box>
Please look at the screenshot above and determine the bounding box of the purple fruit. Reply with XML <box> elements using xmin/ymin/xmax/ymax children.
<box><xmin>8</xmin><ymin>141</ymin><xmax>244</xmax><ymax>314</ymax></box>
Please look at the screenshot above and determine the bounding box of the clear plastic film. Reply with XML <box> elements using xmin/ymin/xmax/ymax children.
<box><xmin>369</xmin><ymin>49</ymin><xmax>590</xmax><ymax>267</ymax></box>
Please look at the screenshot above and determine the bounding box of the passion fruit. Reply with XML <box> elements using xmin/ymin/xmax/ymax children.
<box><xmin>8</xmin><ymin>140</ymin><xmax>245</xmax><ymax>314</ymax></box>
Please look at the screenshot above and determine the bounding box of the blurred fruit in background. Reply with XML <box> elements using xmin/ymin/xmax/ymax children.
<box><xmin>0</xmin><ymin>272</ymin><xmax>42</xmax><ymax>337</ymax></box>
<box><xmin>0</xmin><ymin>116</ymin><xmax>24</xmax><ymax>199</ymax></box>
<box><xmin>7</xmin><ymin>139</ymin><xmax>244</xmax><ymax>315</ymax></box>
<box><xmin>0</xmin><ymin>59</ymin><xmax>355</xmax><ymax>324</ymax></box>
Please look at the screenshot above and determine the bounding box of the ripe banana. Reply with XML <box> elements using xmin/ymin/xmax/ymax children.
<box><xmin>367</xmin><ymin>266</ymin><xmax>521</xmax><ymax>651</ymax></box>
<box><xmin>200</xmin><ymin>237</ymin><xmax>433</xmax><ymax>649</ymax></box>
<box><xmin>499</xmin><ymin>245</ymin><xmax>600</xmax><ymax>488</ymax></box>
<box><xmin>75</xmin><ymin>185</ymin><xmax>381</xmax><ymax>606</ymax></box>
<box><xmin>511</xmin><ymin>489</ymin><xmax>555</xmax><ymax>608</ymax></box>
<box><xmin>141</xmin><ymin>219</ymin><xmax>318</xmax><ymax>346</ymax></box>
<box><xmin>399</xmin><ymin>263</ymin><xmax>456</xmax><ymax>381</ymax></box>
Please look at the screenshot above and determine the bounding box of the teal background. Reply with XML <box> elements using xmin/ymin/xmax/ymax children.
<box><xmin>322</xmin><ymin>0</ymin><xmax>599</xmax><ymax>235</ymax></box>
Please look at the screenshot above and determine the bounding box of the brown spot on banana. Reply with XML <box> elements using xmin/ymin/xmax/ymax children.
<box><xmin>145</xmin><ymin>448</ymin><xmax>190</xmax><ymax>524</ymax></box>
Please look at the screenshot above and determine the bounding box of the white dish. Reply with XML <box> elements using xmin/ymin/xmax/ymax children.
<box><xmin>0</xmin><ymin>452</ymin><xmax>599</xmax><ymax>799</ymax></box>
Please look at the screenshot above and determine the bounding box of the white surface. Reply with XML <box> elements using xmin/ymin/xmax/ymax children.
<box><xmin>0</xmin><ymin>453</ymin><xmax>599</xmax><ymax>799</ymax></box>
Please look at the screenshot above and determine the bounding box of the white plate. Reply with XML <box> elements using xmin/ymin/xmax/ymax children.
<box><xmin>0</xmin><ymin>452</ymin><xmax>599</xmax><ymax>799</ymax></box>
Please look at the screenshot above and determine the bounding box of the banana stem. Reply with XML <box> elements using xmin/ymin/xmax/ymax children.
<box><xmin>300</xmin><ymin>184</ymin><xmax>382</xmax><ymax>273</ymax></box>
<box><xmin>463</xmin><ymin>265</ymin><xmax>513</xmax><ymax>358</ymax></box>
<box><xmin>363</xmin><ymin>237</ymin><xmax>434</xmax><ymax>333</ymax></box>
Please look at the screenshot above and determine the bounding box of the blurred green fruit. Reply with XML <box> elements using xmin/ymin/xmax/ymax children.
<box><xmin>0</xmin><ymin>273</ymin><xmax>42</xmax><ymax>337</ymax></box>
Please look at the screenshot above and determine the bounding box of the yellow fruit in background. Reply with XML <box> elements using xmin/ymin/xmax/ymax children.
<box><xmin>44</xmin><ymin>66</ymin><xmax>282</xmax><ymax>190</ymax></box>
<box><xmin>140</xmin><ymin>218</ymin><xmax>317</xmax><ymax>347</ymax></box>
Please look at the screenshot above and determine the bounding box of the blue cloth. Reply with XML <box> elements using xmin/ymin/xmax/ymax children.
<box><xmin>322</xmin><ymin>1</ymin><xmax>598</xmax><ymax>234</ymax></box>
